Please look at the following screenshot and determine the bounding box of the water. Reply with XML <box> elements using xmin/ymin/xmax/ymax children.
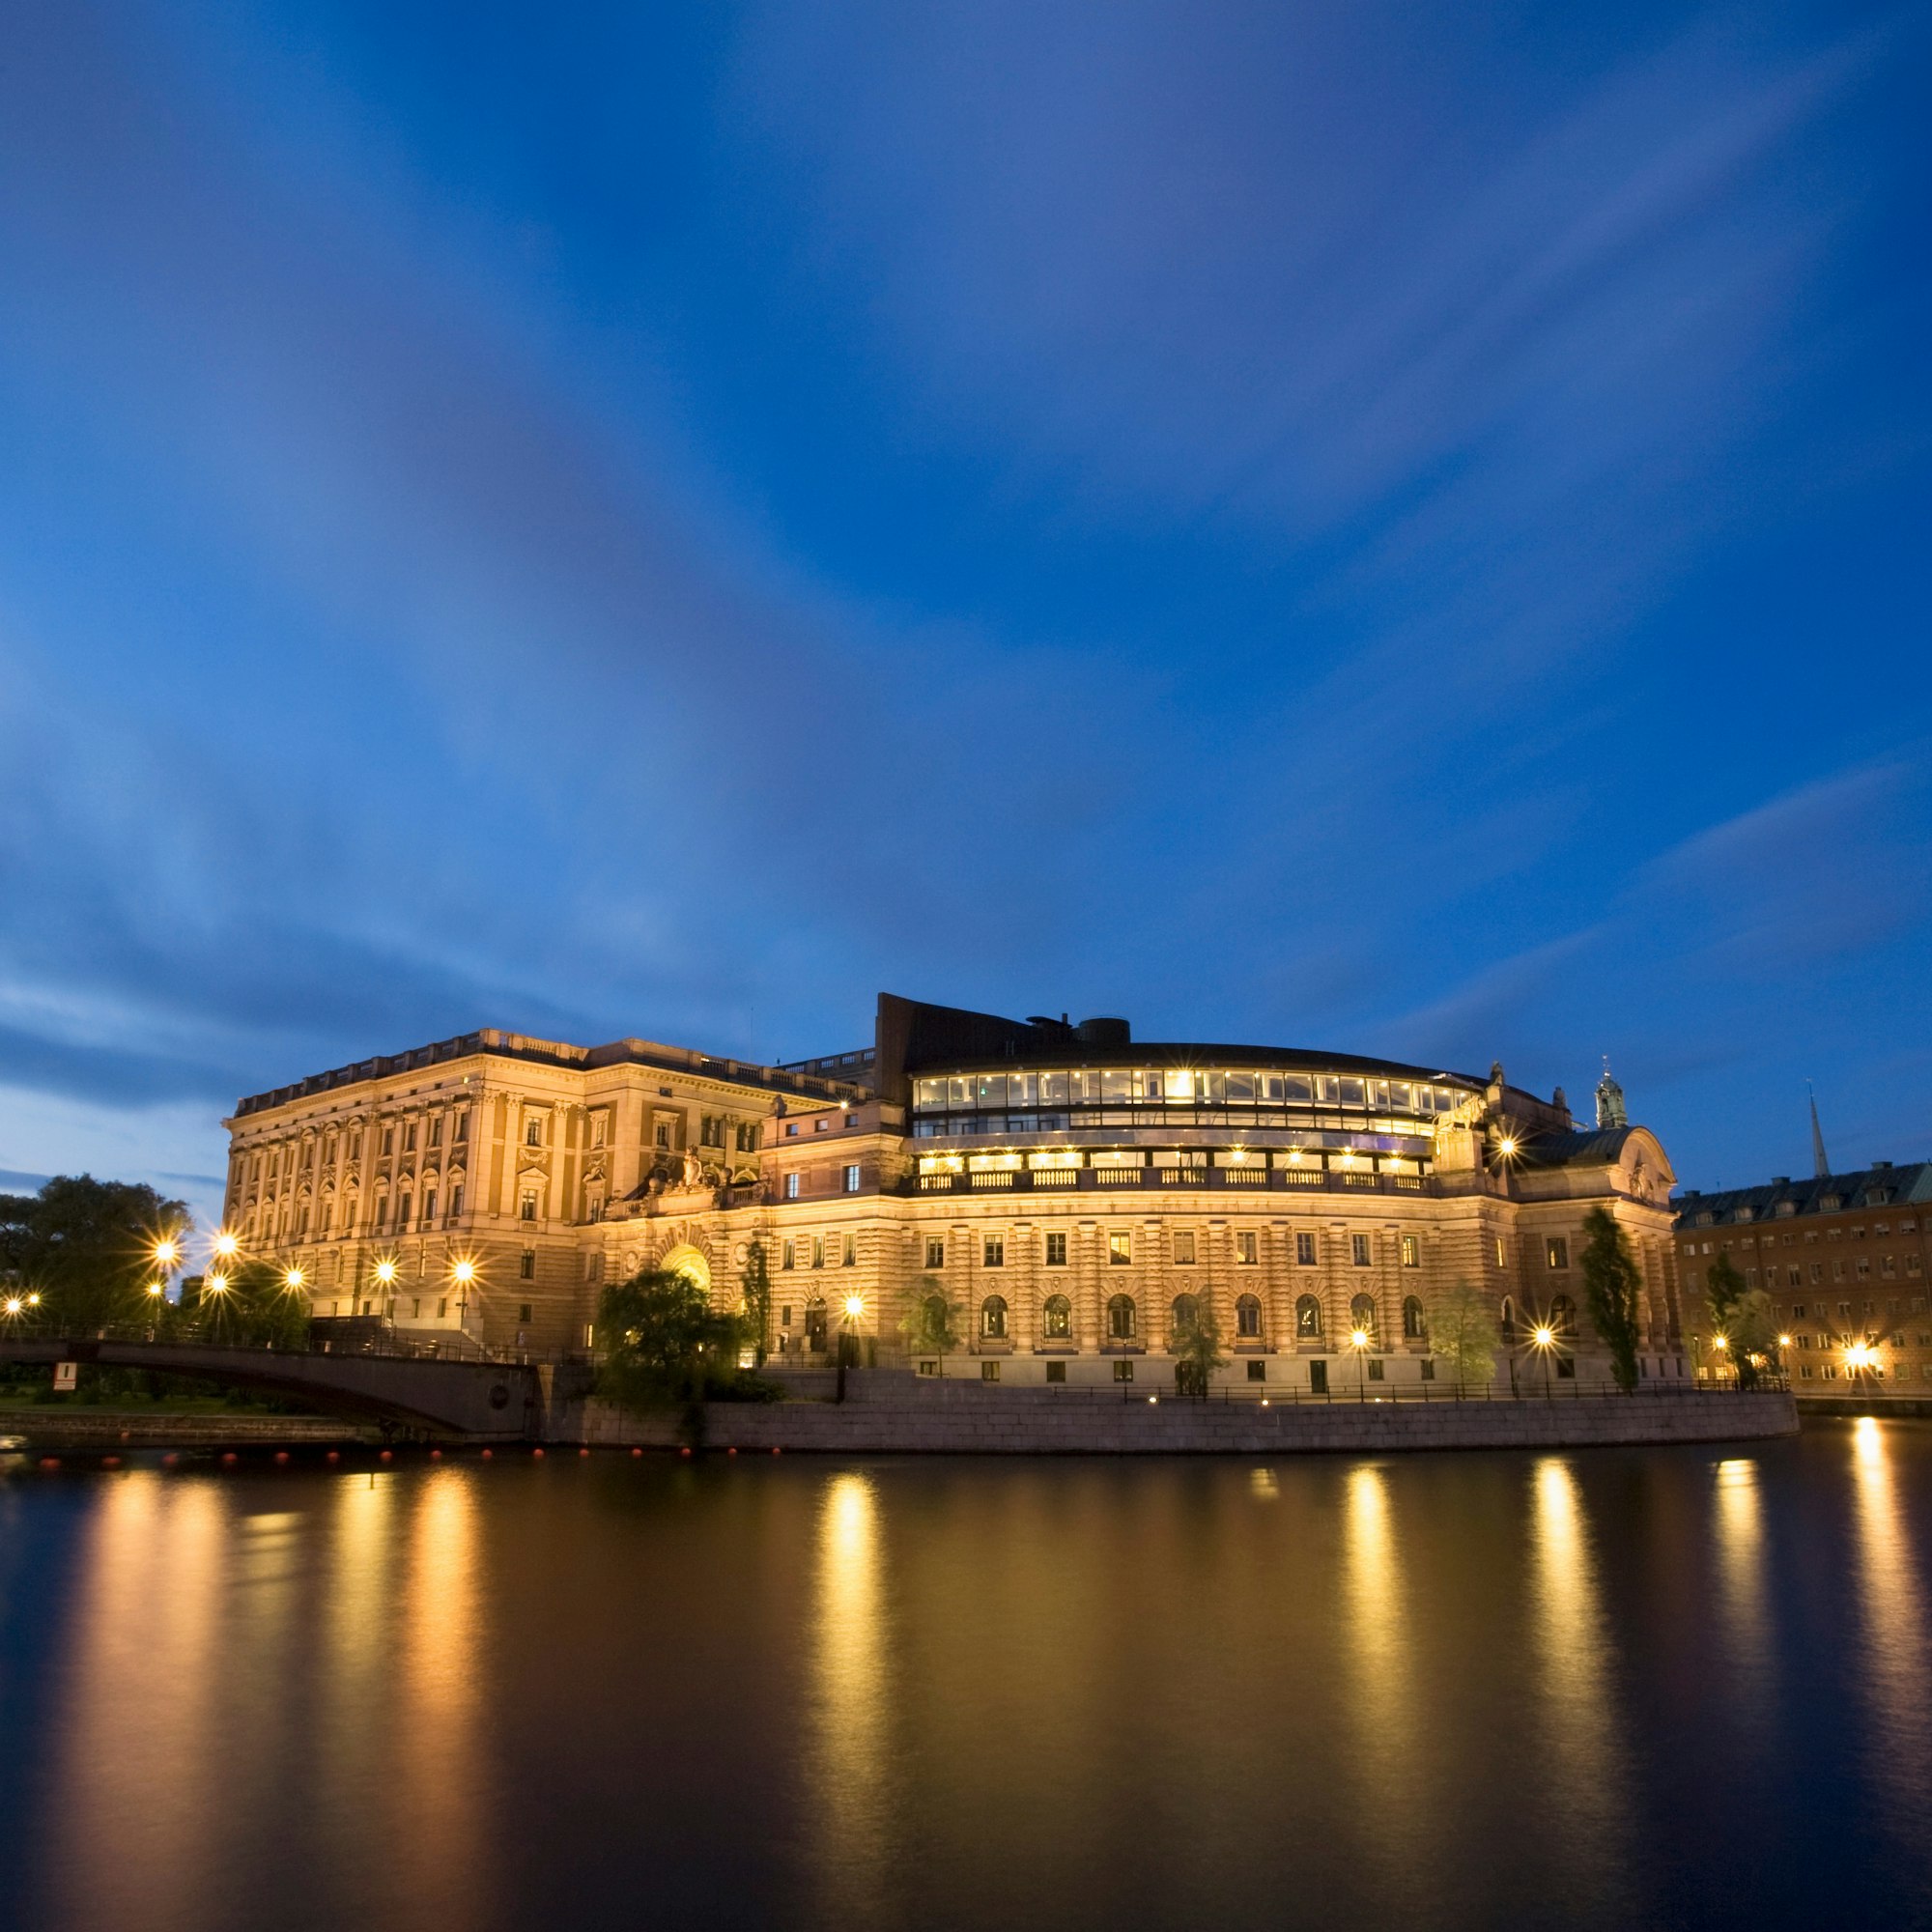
<box><xmin>3</xmin><ymin>1422</ymin><xmax>1931</xmax><ymax>1932</ymax></box>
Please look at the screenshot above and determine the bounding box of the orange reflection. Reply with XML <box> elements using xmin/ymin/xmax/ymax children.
<box><xmin>1528</xmin><ymin>1460</ymin><xmax>1632</xmax><ymax>1892</ymax></box>
<box><xmin>1713</xmin><ymin>1459</ymin><xmax>1772</xmax><ymax>1699</ymax></box>
<box><xmin>1849</xmin><ymin>1418</ymin><xmax>1932</xmax><ymax>1841</ymax></box>
<box><xmin>810</xmin><ymin>1472</ymin><xmax>891</xmax><ymax>1926</ymax></box>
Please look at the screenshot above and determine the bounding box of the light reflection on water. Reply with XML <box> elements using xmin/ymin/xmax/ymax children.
<box><xmin>7</xmin><ymin>1425</ymin><xmax>1932</xmax><ymax>1932</ymax></box>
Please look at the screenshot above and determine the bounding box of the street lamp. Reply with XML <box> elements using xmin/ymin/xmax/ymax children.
<box><xmin>1350</xmin><ymin>1325</ymin><xmax>1370</xmax><ymax>1404</ymax></box>
<box><xmin>1531</xmin><ymin>1323</ymin><xmax>1556</xmax><ymax>1399</ymax></box>
<box><xmin>1845</xmin><ymin>1340</ymin><xmax>1875</xmax><ymax>1387</ymax></box>
<box><xmin>837</xmin><ymin>1293</ymin><xmax>865</xmax><ymax>1404</ymax></box>
<box><xmin>450</xmin><ymin>1258</ymin><xmax>478</xmax><ymax>1337</ymax></box>
<box><xmin>213</xmin><ymin>1232</ymin><xmax>240</xmax><ymax>1262</ymax></box>
<box><xmin>283</xmin><ymin>1266</ymin><xmax>305</xmax><ymax>1293</ymax></box>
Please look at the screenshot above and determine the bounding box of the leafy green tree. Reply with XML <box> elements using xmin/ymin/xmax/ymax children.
<box><xmin>595</xmin><ymin>1268</ymin><xmax>744</xmax><ymax>1412</ymax></box>
<box><xmin>896</xmin><ymin>1277</ymin><xmax>961</xmax><ymax>1373</ymax></box>
<box><xmin>1702</xmin><ymin>1253</ymin><xmax>1776</xmax><ymax>1388</ymax></box>
<box><xmin>1579</xmin><ymin>1206</ymin><xmax>1643</xmax><ymax>1393</ymax></box>
<box><xmin>6</xmin><ymin>1176</ymin><xmax>189</xmax><ymax>1333</ymax></box>
<box><xmin>191</xmin><ymin>1260</ymin><xmax>311</xmax><ymax>1350</ymax></box>
<box><xmin>740</xmin><ymin>1238</ymin><xmax>773</xmax><ymax>1366</ymax></box>
<box><xmin>1170</xmin><ymin>1298</ymin><xmax>1227</xmax><ymax>1399</ymax></box>
<box><xmin>1431</xmin><ymin>1279</ymin><xmax>1499</xmax><ymax>1396</ymax></box>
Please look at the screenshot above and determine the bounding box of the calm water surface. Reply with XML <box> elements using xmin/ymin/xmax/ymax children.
<box><xmin>4</xmin><ymin>1421</ymin><xmax>1931</xmax><ymax>1932</ymax></box>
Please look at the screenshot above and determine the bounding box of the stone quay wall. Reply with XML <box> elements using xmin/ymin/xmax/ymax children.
<box><xmin>572</xmin><ymin>1382</ymin><xmax>1797</xmax><ymax>1455</ymax></box>
<box><xmin>3</xmin><ymin>1411</ymin><xmax>376</xmax><ymax>1451</ymax></box>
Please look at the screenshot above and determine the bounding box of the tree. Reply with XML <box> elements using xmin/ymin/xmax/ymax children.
<box><xmin>1431</xmin><ymin>1279</ymin><xmax>1499</xmax><ymax>1396</ymax></box>
<box><xmin>1170</xmin><ymin>1298</ymin><xmax>1227</xmax><ymax>1400</ymax></box>
<box><xmin>6</xmin><ymin>1176</ymin><xmax>190</xmax><ymax>1333</ymax></box>
<box><xmin>740</xmin><ymin>1237</ymin><xmax>773</xmax><ymax>1366</ymax></box>
<box><xmin>191</xmin><ymin>1260</ymin><xmax>311</xmax><ymax>1350</ymax></box>
<box><xmin>595</xmin><ymin>1268</ymin><xmax>744</xmax><ymax>1413</ymax></box>
<box><xmin>1579</xmin><ymin>1206</ymin><xmax>1643</xmax><ymax>1393</ymax></box>
<box><xmin>896</xmin><ymin>1277</ymin><xmax>961</xmax><ymax>1373</ymax></box>
<box><xmin>1702</xmin><ymin>1253</ymin><xmax>1776</xmax><ymax>1389</ymax></box>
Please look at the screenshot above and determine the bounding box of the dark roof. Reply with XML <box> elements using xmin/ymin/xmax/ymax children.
<box><xmin>1515</xmin><ymin>1127</ymin><xmax>1640</xmax><ymax>1169</ymax></box>
<box><xmin>1673</xmin><ymin>1164</ymin><xmax>1932</xmax><ymax>1228</ymax></box>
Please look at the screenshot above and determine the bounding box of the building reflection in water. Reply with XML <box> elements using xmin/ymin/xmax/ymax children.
<box><xmin>1712</xmin><ymin>1458</ymin><xmax>1772</xmax><ymax>1719</ymax></box>
<box><xmin>1528</xmin><ymin>1459</ymin><xmax>1631</xmax><ymax>1901</ymax></box>
<box><xmin>1849</xmin><ymin>1418</ymin><xmax>1932</xmax><ymax>1842</ymax></box>
<box><xmin>1340</xmin><ymin>1465</ymin><xmax>1429</xmax><ymax>1854</ymax></box>
<box><xmin>810</xmin><ymin>1471</ymin><xmax>892</xmax><ymax>1929</ymax></box>
<box><xmin>395</xmin><ymin>1473</ymin><xmax>490</xmax><ymax>1927</ymax></box>
<box><xmin>44</xmin><ymin>1475</ymin><xmax>227</xmax><ymax>1930</ymax></box>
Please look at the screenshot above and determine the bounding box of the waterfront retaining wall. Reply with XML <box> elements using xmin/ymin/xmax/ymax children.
<box><xmin>573</xmin><ymin>1385</ymin><xmax>1798</xmax><ymax>1455</ymax></box>
<box><xmin>2</xmin><ymin>1411</ymin><xmax>377</xmax><ymax>1451</ymax></box>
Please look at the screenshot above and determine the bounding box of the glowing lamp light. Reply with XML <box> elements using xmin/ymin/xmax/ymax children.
<box><xmin>1496</xmin><ymin>1136</ymin><xmax>1519</xmax><ymax>1160</ymax></box>
<box><xmin>1778</xmin><ymin>1334</ymin><xmax>1793</xmax><ymax>1349</ymax></box>
<box><xmin>283</xmin><ymin>1266</ymin><xmax>305</xmax><ymax>1292</ymax></box>
<box><xmin>145</xmin><ymin>1282</ymin><xmax>165</xmax><ymax>1298</ymax></box>
<box><xmin>154</xmin><ymin>1238</ymin><xmax>180</xmax><ymax>1267</ymax></box>
<box><xmin>25</xmin><ymin>1292</ymin><xmax>40</xmax><ymax>1307</ymax></box>
<box><xmin>206</xmin><ymin>1271</ymin><xmax>229</xmax><ymax>1294</ymax></box>
<box><xmin>1713</xmin><ymin>1334</ymin><xmax>1728</xmax><ymax>1351</ymax></box>
<box><xmin>1350</xmin><ymin>1327</ymin><xmax>1370</xmax><ymax>1350</ymax></box>
<box><xmin>843</xmin><ymin>1294</ymin><xmax>865</xmax><ymax>1321</ymax></box>
<box><xmin>451</xmin><ymin>1260</ymin><xmax>476</xmax><ymax>1286</ymax></box>
<box><xmin>2</xmin><ymin>1297</ymin><xmax>21</xmax><ymax>1317</ymax></box>
<box><xmin>1532</xmin><ymin>1324</ymin><xmax>1555</xmax><ymax>1349</ymax></box>
<box><xmin>213</xmin><ymin>1233</ymin><xmax>240</xmax><ymax>1260</ymax></box>
<box><xmin>375</xmin><ymin>1260</ymin><xmax>398</xmax><ymax>1287</ymax></box>
<box><xmin>1846</xmin><ymin>1342</ymin><xmax>1876</xmax><ymax>1371</ymax></box>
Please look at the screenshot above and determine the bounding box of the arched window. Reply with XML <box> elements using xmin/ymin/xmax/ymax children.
<box><xmin>1549</xmin><ymin>1293</ymin><xmax>1577</xmax><ymax>1337</ymax></box>
<box><xmin>1296</xmin><ymin>1293</ymin><xmax>1323</xmax><ymax>1340</ymax></box>
<box><xmin>923</xmin><ymin>1293</ymin><xmax>949</xmax><ymax>1332</ymax></box>
<box><xmin>1500</xmin><ymin>1296</ymin><xmax>1518</xmax><ymax>1344</ymax></box>
<box><xmin>1350</xmin><ymin>1293</ymin><xmax>1378</xmax><ymax>1343</ymax></box>
<box><xmin>1170</xmin><ymin>1293</ymin><xmax>1200</xmax><ymax>1337</ymax></box>
<box><xmin>1236</xmin><ymin>1293</ymin><xmax>1263</xmax><ymax>1339</ymax></box>
<box><xmin>1042</xmin><ymin>1293</ymin><xmax>1071</xmax><ymax>1339</ymax></box>
<box><xmin>1402</xmin><ymin>1294</ymin><xmax>1426</xmax><ymax>1341</ymax></box>
<box><xmin>980</xmin><ymin>1293</ymin><xmax>1009</xmax><ymax>1340</ymax></box>
<box><xmin>1107</xmin><ymin>1293</ymin><xmax>1137</xmax><ymax>1341</ymax></box>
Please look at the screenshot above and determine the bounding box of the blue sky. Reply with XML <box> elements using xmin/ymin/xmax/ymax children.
<box><xmin>2</xmin><ymin>0</ymin><xmax>1928</xmax><ymax>1229</ymax></box>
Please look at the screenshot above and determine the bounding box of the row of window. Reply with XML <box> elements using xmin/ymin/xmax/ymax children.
<box><xmin>912</xmin><ymin>1070</ymin><xmax>1465</xmax><ymax>1113</ymax></box>
<box><xmin>780</xmin><ymin>1235</ymin><xmax>859</xmax><ymax>1269</ymax></box>
<box><xmin>782</xmin><ymin>1164</ymin><xmax>865</xmax><ymax>1200</ymax></box>
<box><xmin>913</xmin><ymin>1230</ymin><xmax>1420</xmax><ymax>1269</ymax></box>
<box><xmin>1684</xmin><ymin>1217</ymin><xmax>1920</xmax><ymax>1253</ymax></box>
<box><xmin>931</xmin><ymin>1290</ymin><xmax>1435</xmax><ymax>1345</ymax></box>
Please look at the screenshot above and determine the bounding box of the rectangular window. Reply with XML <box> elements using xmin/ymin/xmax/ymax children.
<box><xmin>983</xmin><ymin>1236</ymin><xmax>1006</xmax><ymax>1267</ymax></box>
<box><xmin>843</xmin><ymin>1164</ymin><xmax>862</xmax><ymax>1193</ymax></box>
<box><xmin>924</xmin><ymin>1237</ymin><xmax>945</xmax><ymax>1269</ymax></box>
<box><xmin>1247</xmin><ymin>1360</ymin><xmax>1266</xmax><ymax>1381</ymax></box>
<box><xmin>811</xmin><ymin>1237</ymin><xmax>825</xmax><ymax>1269</ymax></box>
<box><xmin>1236</xmin><ymin>1231</ymin><xmax>1259</xmax><ymax>1265</ymax></box>
<box><xmin>1401</xmin><ymin>1235</ymin><xmax>1420</xmax><ymax>1268</ymax></box>
<box><xmin>655</xmin><ymin>1123</ymin><xmax>672</xmax><ymax>1149</ymax></box>
<box><xmin>1351</xmin><ymin>1234</ymin><xmax>1372</xmax><ymax>1267</ymax></box>
<box><xmin>382</xmin><ymin>1128</ymin><xmax>394</xmax><ymax>1156</ymax></box>
<box><xmin>1108</xmin><ymin>1233</ymin><xmax>1132</xmax><ymax>1266</ymax></box>
<box><xmin>519</xmin><ymin>1250</ymin><xmax>535</xmax><ymax>1280</ymax></box>
<box><xmin>1044</xmin><ymin>1232</ymin><xmax>1067</xmax><ymax>1266</ymax></box>
<box><xmin>1113</xmin><ymin>1359</ymin><xmax>1134</xmax><ymax>1382</ymax></box>
<box><xmin>396</xmin><ymin>1193</ymin><xmax>412</xmax><ymax>1230</ymax></box>
<box><xmin>1045</xmin><ymin>1359</ymin><xmax>1066</xmax><ymax>1383</ymax></box>
<box><xmin>1173</xmin><ymin>1231</ymin><xmax>1197</xmax><ymax>1265</ymax></box>
<box><xmin>1420</xmin><ymin>1358</ymin><xmax>1436</xmax><ymax>1380</ymax></box>
<box><xmin>1367</xmin><ymin>1358</ymin><xmax>1385</xmax><ymax>1381</ymax></box>
<box><xmin>405</xmin><ymin>1123</ymin><xmax>417</xmax><ymax>1152</ymax></box>
<box><xmin>1296</xmin><ymin>1232</ymin><xmax>1317</xmax><ymax>1266</ymax></box>
<box><xmin>784</xmin><ymin>1172</ymin><xmax>801</xmax><ymax>1200</ymax></box>
<box><xmin>518</xmin><ymin>1303</ymin><xmax>532</xmax><ymax>1324</ymax></box>
<box><xmin>520</xmin><ymin>1190</ymin><xmax>537</xmax><ymax>1222</ymax></box>
<box><xmin>842</xmin><ymin>1234</ymin><xmax>856</xmax><ymax>1267</ymax></box>
<box><xmin>1547</xmin><ymin>1236</ymin><xmax>1569</xmax><ymax>1269</ymax></box>
<box><xmin>916</xmin><ymin>1357</ymin><xmax>939</xmax><ymax>1377</ymax></box>
<box><xmin>437</xmin><ymin>1296</ymin><xmax>447</xmax><ymax>1317</ymax></box>
<box><xmin>981</xmin><ymin>1361</ymin><xmax>1001</xmax><ymax>1382</ymax></box>
<box><xmin>1495</xmin><ymin>1237</ymin><xmax>1507</xmax><ymax>1268</ymax></box>
<box><xmin>449</xmin><ymin>1183</ymin><xmax>464</xmax><ymax>1218</ymax></box>
<box><xmin>453</xmin><ymin>1113</ymin><xmax>467</xmax><ymax>1144</ymax></box>
<box><xmin>428</xmin><ymin>1118</ymin><xmax>441</xmax><ymax>1149</ymax></box>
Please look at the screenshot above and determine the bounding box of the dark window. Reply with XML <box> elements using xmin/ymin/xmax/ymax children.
<box><xmin>1045</xmin><ymin>1360</ymin><xmax>1066</xmax><ymax>1383</ymax></box>
<box><xmin>1107</xmin><ymin>1294</ymin><xmax>1137</xmax><ymax>1340</ymax></box>
<box><xmin>1236</xmin><ymin>1293</ymin><xmax>1262</xmax><ymax>1338</ymax></box>
<box><xmin>1367</xmin><ymin>1358</ymin><xmax>1385</xmax><ymax>1381</ymax></box>
<box><xmin>1310</xmin><ymin>1360</ymin><xmax>1328</xmax><ymax>1394</ymax></box>
<box><xmin>1113</xmin><ymin>1359</ymin><xmax>1134</xmax><ymax>1382</ymax></box>
<box><xmin>1296</xmin><ymin>1232</ymin><xmax>1318</xmax><ymax>1265</ymax></box>
<box><xmin>1170</xmin><ymin>1293</ymin><xmax>1200</xmax><ymax>1336</ymax></box>
<box><xmin>520</xmin><ymin>1250</ymin><xmax>535</xmax><ymax>1280</ymax></box>
<box><xmin>980</xmin><ymin>1295</ymin><xmax>1008</xmax><ymax>1339</ymax></box>
<box><xmin>1402</xmin><ymin>1294</ymin><xmax>1426</xmax><ymax>1340</ymax></box>
<box><xmin>925</xmin><ymin>1237</ymin><xmax>945</xmax><ymax>1269</ymax></box>
<box><xmin>1044</xmin><ymin>1232</ymin><xmax>1067</xmax><ymax>1266</ymax></box>
<box><xmin>1296</xmin><ymin>1294</ymin><xmax>1323</xmax><ymax>1340</ymax></box>
<box><xmin>1550</xmin><ymin>1293</ymin><xmax>1577</xmax><ymax>1337</ymax></box>
<box><xmin>1351</xmin><ymin>1234</ymin><xmax>1372</xmax><ymax>1267</ymax></box>
<box><xmin>1547</xmin><ymin>1236</ymin><xmax>1570</xmax><ymax>1270</ymax></box>
<box><xmin>1246</xmin><ymin>1359</ymin><xmax>1265</xmax><ymax>1381</ymax></box>
<box><xmin>983</xmin><ymin>1236</ymin><xmax>1005</xmax><ymax>1268</ymax></box>
<box><xmin>517</xmin><ymin>1303</ymin><xmax>532</xmax><ymax>1323</ymax></box>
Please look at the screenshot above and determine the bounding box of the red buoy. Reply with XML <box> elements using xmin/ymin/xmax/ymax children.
<box><xmin>579</xmin><ymin>1447</ymin><xmax>590</xmax><ymax>1458</ymax></box>
<box><xmin>430</xmin><ymin>1448</ymin><xmax>441</xmax><ymax>1460</ymax></box>
<box><xmin>273</xmin><ymin>1451</ymin><xmax>289</xmax><ymax>1464</ymax></box>
<box><xmin>680</xmin><ymin>1446</ymin><xmax>692</xmax><ymax>1458</ymax></box>
<box><xmin>221</xmin><ymin>1452</ymin><xmax>237</xmax><ymax>1465</ymax></box>
<box><xmin>771</xmin><ymin>1446</ymin><xmax>781</xmax><ymax>1456</ymax></box>
<box><xmin>38</xmin><ymin>1458</ymin><xmax>59</xmax><ymax>1470</ymax></box>
<box><xmin>481</xmin><ymin>1448</ymin><xmax>494</xmax><ymax>1460</ymax></box>
<box><xmin>630</xmin><ymin>1446</ymin><xmax>642</xmax><ymax>1458</ymax></box>
<box><xmin>379</xmin><ymin>1449</ymin><xmax>392</xmax><ymax>1462</ymax></box>
<box><xmin>101</xmin><ymin>1456</ymin><xmax>121</xmax><ymax>1468</ymax></box>
<box><xmin>326</xmin><ymin>1450</ymin><xmax>339</xmax><ymax>1463</ymax></box>
<box><xmin>162</xmin><ymin>1453</ymin><xmax>179</xmax><ymax>1467</ymax></box>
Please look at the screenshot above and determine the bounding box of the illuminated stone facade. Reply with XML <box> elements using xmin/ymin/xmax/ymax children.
<box><xmin>225</xmin><ymin>996</ymin><xmax>1690</xmax><ymax>1389</ymax></box>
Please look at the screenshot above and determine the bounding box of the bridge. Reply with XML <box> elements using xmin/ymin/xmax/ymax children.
<box><xmin>0</xmin><ymin>1336</ymin><xmax>560</xmax><ymax>1440</ymax></box>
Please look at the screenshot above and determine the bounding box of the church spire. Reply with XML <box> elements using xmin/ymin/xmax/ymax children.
<box><xmin>1810</xmin><ymin>1084</ymin><xmax>1831</xmax><ymax>1179</ymax></box>
<box><xmin>1595</xmin><ymin>1057</ymin><xmax>1627</xmax><ymax>1130</ymax></box>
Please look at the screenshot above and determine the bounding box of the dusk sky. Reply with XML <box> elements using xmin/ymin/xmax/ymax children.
<box><xmin>2</xmin><ymin>0</ymin><xmax>1928</xmax><ymax>1229</ymax></box>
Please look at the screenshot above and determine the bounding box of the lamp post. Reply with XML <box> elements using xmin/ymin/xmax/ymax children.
<box><xmin>1713</xmin><ymin>1331</ymin><xmax>1730</xmax><ymax>1386</ymax></box>
<box><xmin>1531</xmin><ymin>1323</ymin><xmax>1555</xmax><ymax>1400</ymax></box>
<box><xmin>1350</xmin><ymin>1326</ymin><xmax>1369</xmax><ymax>1404</ymax></box>
<box><xmin>837</xmin><ymin>1293</ymin><xmax>865</xmax><ymax>1405</ymax></box>
<box><xmin>1844</xmin><ymin>1340</ymin><xmax>1875</xmax><ymax>1391</ymax></box>
<box><xmin>450</xmin><ymin>1259</ymin><xmax>477</xmax><ymax>1348</ymax></box>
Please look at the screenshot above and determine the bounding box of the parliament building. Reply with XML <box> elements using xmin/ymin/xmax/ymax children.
<box><xmin>223</xmin><ymin>993</ymin><xmax>1691</xmax><ymax>1391</ymax></box>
